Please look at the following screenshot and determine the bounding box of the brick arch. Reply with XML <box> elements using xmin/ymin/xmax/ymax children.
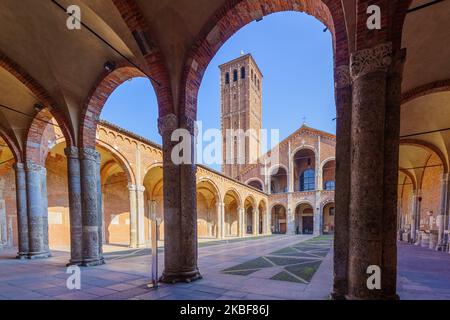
<box><xmin>180</xmin><ymin>0</ymin><xmax>349</xmax><ymax>120</ymax></box>
<box><xmin>392</xmin><ymin>0</ymin><xmax>414</xmax><ymax>50</ymax></box>
<box><xmin>197</xmin><ymin>178</ymin><xmax>222</xmax><ymax>203</ymax></box>
<box><xmin>0</xmin><ymin>125</ymin><xmax>22</xmax><ymax>163</ymax></box>
<box><xmin>96</xmin><ymin>140</ymin><xmax>136</xmax><ymax>186</ymax></box>
<box><xmin>0</xmin><ymin>52</ymin><xmax>74</xmax><ymax>164</ymax></box>
<box><xmin>400</xmin><ymin>139</ymin><xmax>448</xmax><ymax>174</ymax></box>
<box><xmin>111</xmin><ymin>0</ymin><xmax>174</xmax><ymax>117</ymax></box>
<box><xmin>269</xmin><ymin>202</ymin><xmax>286</xmax><ymax>212</ymax></box>
<box><xmin>80</xmin><ymin>63</ymin><xmax>146</xmax><ymax>149</ymax></box>
<box><xmin>402</xmin><ymin>79</ymin><xmax>450</xmax><ymax>104</ymax></box>
<box><xmin>223</xmin><ymin>188</ymin><xmax>243</xmax><ymax>208</ymax></box>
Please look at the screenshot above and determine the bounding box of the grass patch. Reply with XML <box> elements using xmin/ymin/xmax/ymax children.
<box><xmin>223</xmin><ymin>269</ymin><xmax>259</xmax><ymax>276</ymax></box>
<box><xmin>285</xmin><ymin>261</ymin><xmax>322</xmax><ymax>282</ymax></box>
<box><xmin>223</xmin><ymin>257</ymin><xmax>272</xmax><ymax>272</ymax></box>
<box><xmin>271</xmin><ymin>247</ymin><xmax>298</xmax><ymax>255</ymax></box>
<box><xmin>271</xmin><ymin>271</ymin><xmax>304</xmax><ymax>283</ymax></box>
<box><xmin>199</xmin><ymin>235</ymin><xmax>274</xmax><ymax>248</ymax></box>
<box><xmin>265</xmin><ymin>256</ymin><xmax>308</xmax><ymax>266</ymax></box>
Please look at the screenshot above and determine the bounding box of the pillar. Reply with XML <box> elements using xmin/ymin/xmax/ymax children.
<box><xmin>14</xmin><ymin>163</ymin><xmax>28</xmax><ymax>258</ymax></box>
<box><xmin>314</xmin><ymin>192</ymin><xmax>322</xmax><ymax>236</ymax></box>
<box><xmin>381</xmin><ymin>48</ymin><xmax>406</xmax><ymax>299</ymax></box>
<box><xmin>217</xmin><ymin>201</ymin><xmax>225</xmax><ymax>239</ymax></box>
<box><xmin>136</xmin><ymin>185</ymin><xmax>146</xmax><ymax>247</ymax></box>
<box><xmin>347</xmin><ymin>43</ymin><xmax>395</xmax><ymax>300</ymax></box>
<box><xmin>80</xmin><ymin>148</ymin><xmax>104</xmax><ymax>266</ymax></box>
<box><xmin>238</xmin><ymin>206</ymin><xmax>244</xmax><ymax>237</ymax></box>
<box><xmin>65</xmin><ymin>147</ymin><xmax>83</xmax><ymax>265</ymax></box>
<box><xmin>410</xmin><ymin>190</ymin><xmax>421</xmax><ymax>244</ymax></box>
<box><xmin>25</xmin><ymin>162</ymin><xmax>50</xmax><ymax>259</ymax></box>
<box><xmin>437</xmin><ymin>173</ymin><xmax>449</xmax><ymax>250</ymax></box>
<box><xmin>159</xmin><ymin>114</ymin><xmax>201</xmax><ymax>283</ymax></box>
<box><xmin>128</xmin><ymin>184</ymin><xmax>138</xmax><ymax>248</ymax></box>
<box><xmin>253</xmin><ymin>208</ymin><xmax>259</xmax><ymax>236</ymax></box>
<box><xmin>332</xmin><ymin>64</ymin><xmax>352</xmax><ymax>300</ymax></box>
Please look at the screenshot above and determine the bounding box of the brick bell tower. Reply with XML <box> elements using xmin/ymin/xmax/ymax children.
<box><xmin>219</xmin><ymin>53</ymin><xmax>263</xmax><ymax>179</ymax></box>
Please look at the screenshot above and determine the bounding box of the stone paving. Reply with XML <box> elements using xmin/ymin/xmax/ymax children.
<box><xmin>1</xmin><ymin>236</ymin><xmax>449</xmax><ymax>300</ymax></box>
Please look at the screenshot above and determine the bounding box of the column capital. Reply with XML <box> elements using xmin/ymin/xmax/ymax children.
<box><xmin>335</xmin><ymin>65</ymin><xmax>350</xmax><ymax>89</ymax></box>
<box><xmin>136</xmin><ymin>185</ymin><xmax>146</xmax><ymax>192</ymax></box>
<box><xmin>350</xmin><ymin>42</ymin><xmax>392</xmax><ymax>81</ymax></box>
<box><xmin>128</xmin><ymin>183</ymin><xmax>137</xmax><ymax>191</ymax></box>
<box><xmin>13</xmin><ymin>162</ymin><xmax>25</xmax><ymax>171</ymax></box>
<box><xmin>25</xmin><ymin>161</ymin><xmax>45</xmax><ymax>173</ymax></box>
<box><xmin>64</xmin><ymin>146</ymin><xmax>79</xmax><ymax>159</ymax></box>
<box><xmin>79</xmin><ymin>147</ymin><xmax>100</xmax><ymax>163</ymax></box>
<box><xmin>158</xmin><ymin>113</ymin><xmax>179</xmax><ymax>136</ymax></box>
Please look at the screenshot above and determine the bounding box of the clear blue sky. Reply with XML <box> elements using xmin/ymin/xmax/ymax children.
<box><xmin>101</xmin><ymin>12</ymin><xmax>335</xmax><ymax>170</ymax></box>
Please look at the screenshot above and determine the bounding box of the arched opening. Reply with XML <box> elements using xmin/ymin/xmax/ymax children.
<box><xmin>247</xmin><ymin>179</ymin><xmax>264</xmax><ymax>192</ymax></box>
<box><xmin>295</xmin><ymin>203</ymin><xmax>314</xmax><ymax>235</ymax></box>
<box><xmin>322</xmin><ymin>202</ymin><xmax>335</xmax><ymax>234</ymax></box>
<box><xmin>270</xmin><ymin>166</ymin><xmax>288</xmax><ymax>194</ymax></box>
<box><xmin>322</xmin><ymin>159</ymin><xmax>336</xmax><ymax>190</ymax></box>
<box><xmin>143</xmin><ymin>165</ymin><xmax>164</xmax><ymax>241</ymax></box>
<box><xmin>223</xmin><ymin>190</ymin><xmax>240</xmax><ymax>237</ymax></box>
<box><xmin>244</xmin><ymin>196</ymin><xmax>256</xmax><ymax>235</ymax></box>
<box><xmin>293</xmin><ymin>149</ymin><xmax>316</xmax><ymax>192</ymax></box>
<box><xmin>271</xmin><ymin>204</ymin><xmax>286</xmax><ymax>234</ymax></box>
<box><xmin>197</xmin><ymin>180</ymin><xmax>219</xmax><ymax>239</ymax></box>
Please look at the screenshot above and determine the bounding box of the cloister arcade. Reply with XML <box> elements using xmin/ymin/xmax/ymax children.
<box><xmin>0</xmin><ymin>0</ymin><xmax>448</xmax><ymax>300</ymax></box>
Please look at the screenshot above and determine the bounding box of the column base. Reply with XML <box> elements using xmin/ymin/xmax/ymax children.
<box><xmin>160</xmin><ymin>269</ymin><xmax>202</xmax><ymax>284</ymax></box>
<box><xmin>330</xmin><ymin>292</ymin><xmax>347</xmax><ymax>300</ymax></box>
<box><xmin>28</xmin><ymin>252</ymin><xmax>51</xmax><ymax>259</ymax></box>
<box><xmin>66</xmin><ymin>259</ymin><xmax>83</xmax><ymax>267</ymax></box>
<box><xmin>16</xmin><ymin>252</ymin><xmax>29</xmax><ymax>260</ymax></box>
<box><xmin>81</xmin><ymin>258</ymin><xmax>105</xmax><ymax>267</ymax></box>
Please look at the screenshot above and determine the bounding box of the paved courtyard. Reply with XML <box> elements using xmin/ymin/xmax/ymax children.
<box><xmin>0</xmin><ymin>236</ymin><xmax>449</xmax><ymax>300</ymax></box>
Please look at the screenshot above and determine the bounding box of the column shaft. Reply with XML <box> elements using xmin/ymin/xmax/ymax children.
<box><xmin>128</xmin><ymin>184</ymin><xmax>138</xmax><ymax>248</ymax></box>
<box><xmin>65</xmin><ymin>147</ymin><xmax>83</xmax><ymax>265</ymax></box>
<box><xmin>159</xmin><ymin>114</ymin><xmax>201</xmax><ymax>283</ymax></box>
<box><xmin>14</xmin><ymin>163</ymin><xmax>29</xmax><ymax>258</ymax></box>
<box><xmin>25</xmin><ymin>162</ymin><xmax>50</xmax><ymax>259</ymax></box>
<box><xmin>332</xmin><ymin>64</ymin><xmax>352</xmax><ymax>299</ymax></box>
<box><xmin>136</xmin><ymin>186</ymin><xmax>146</xmax><ymax>246</ymax></box>
<box><xmin>80</xmin><ymin>148</ymin><xmax>104</xmax><ymax>266</ymax></box>
<box><xmin>347</xmin><ymin>43</ymin><xmax>391</xmax><ymax>300</ymax></box>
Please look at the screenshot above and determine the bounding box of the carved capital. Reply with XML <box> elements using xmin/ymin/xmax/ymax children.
<box><xmin>79</xmin><ymin>147</ymin><xmax>100</xmax><ymax>162</ymax></box>
<box><xmin>350</xmin><ymin>43</ymin><xmax>392</xmax><ymax>81</ymax></box>
<box><xmin>335</xmin><ymin>65</ymin><xmax>351</xmax><ymax>89</ymax></box>
<box><xmin>158</xmin><ymin>113</ymin><xmax>179</xmax><ymax>136</ymax></box>
<box><xmin>25</xmin><ymin>161</ymin><xmax>45</xmax><ymax>173</ymax></box>
<box><xmin>64</xmin><ymin>146</ymin><xmax>79</xmax><ymax>159</ymax></box>
<box><xmin>13</xmin><ymin>162</ymin><xmax>25</xmax><ymax>171</ymax></box>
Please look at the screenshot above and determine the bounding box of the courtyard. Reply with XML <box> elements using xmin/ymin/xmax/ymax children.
<box><xmin>0</xmin><ymin>236</ymin><xmax>448</xmax><ymax>300</ymax></box>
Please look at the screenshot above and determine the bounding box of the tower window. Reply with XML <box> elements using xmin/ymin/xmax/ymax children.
<box><xmin>300</xmin><ymin>169</ymin><xmax>315</xmax><ymax>191</ymax></box>
<box><xmin>233</xmin><ymin>69</ymin><xmax>238</xmax><ymax>82</ymax></box>
<box><xmin>225</xmin><ymin>72</ymin><xmax>230</xmax><ymax>84</ymax></box>
<box><xmin>241</xmin><ymin>67</ymin><xmax>246</xmax><ymax>79</ymax></box>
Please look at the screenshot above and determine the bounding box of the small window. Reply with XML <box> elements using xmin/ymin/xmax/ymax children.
<box><xmin>324</xmin><ymin>181</ymin><xmax>335</xmax><ymax>191</ymax></box>
<box><xmin>233</xmin><ymin>69</ymin><xmax>238</xmax><ymax>82</ymax></box>
<box><xmin>225</xmin><ymin>72</ymin><xmax>230</xmax><ymax>84</ymax></box>
<box><xmin>241</xmin><ymin>67</ymin><xmax>246</xmax><ymax>79</ymax></box>
<box><xmin>251</xmin><ymin>69</ymin><xmax>254</xmax><ymax>79</ymax></box>
<box><xmin>329</xmin><ymin>207</ymin><xmax>335</xmax><ymax>216</ymax></box>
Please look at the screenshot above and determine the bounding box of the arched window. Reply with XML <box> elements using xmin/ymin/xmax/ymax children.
<box><xmin>324</xmin><ymin>181</ymin><xmax>335</xmax><ymax>191</ymax></box>
<box><xmin>300</xmin><ymin>169</ymin><xmax>315</xmax><ymax>191</ymax></box>
<box><xmin>241</xmin><ymin>66</ymin><xmax>246</xmax><ymax>79</ymax></box>
<box><xmin>225</xmin><ymin>72</ymin><xmax>230</xmax><ymax>84</ymax></box>
<box><xmin>233</xmin><ymin>69</ymin><xmax>238</xmax><ymax>82</ymax></box>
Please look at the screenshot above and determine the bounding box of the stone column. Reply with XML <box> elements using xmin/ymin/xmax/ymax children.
<box><xmin>253</xmin><ymin>208</ymin><xmax>259</xmax><ymax>236</ymax></box>
<box><xmin>238</xmin><ymin>206</ymin><xmax>244</xmax><ymax>237</ymax></box>
<box><xmin>314</xmin><ymin>192</ymin><xmax>322</xmax><ymax>236</ymax></box>
<box><xmin>159</xmin><ymin>114</ymin><xmax>201</xmax><ymax>283</ymax></box>
<box><xmin>347</xmin><ymin>43</ymin><xmax>392</xmax><ymax>300</ymax></box>
<box><xmin>381</xmin><ymin>48</ymin><xmax>406</xmax><ymax>299</ymax></box>
<box><xmin>128</xmin><ymin>184</ymin><xmax>138</xmax><ymax>248</ymax></box>
<box><xmin>136</xmin><ymin>185</ymin><xmax>146</xmax><ymax>247</ymax></box>
<box><xmin>80</xmin><ymin>148</ymin><xmax>104</xmax><ymax>266</ymax></box>
<box><xmin>217</xmin><ymin>201</ymin><xmax>225</xmax><ymax>239</ymax></box>
<box><xmin>25</xmin><ymin>162</ymin><xmax>50</xmax><ymax>259</ymax></box>
<box><xmin>14</xmin><ymin>163</ymin><xmax>29</xmax><ymax>258</ymax></box>
<box><xmin>410</xmin><ymin>191</ymin><xmax>421</xmax><ymax>243</ymax></box>
<box><xmin>332</xmin><ymin>64</ymin><xmax>352</xmax><ymax>299</ymax></box>
<box><xmin>437</xmin><ymin>174</ymin><xmax>449</xmax><ymax>250</ymax></box>
<box><xmin>65</xmin><ymin>147</ymin><xmax>83</xmax><ymax>265</ymax></box>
